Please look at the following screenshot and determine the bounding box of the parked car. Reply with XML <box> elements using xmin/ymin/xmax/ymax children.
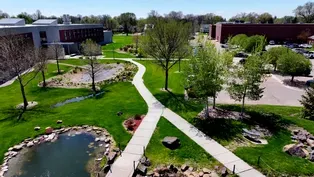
<box><xmin>221</xmin><ymin>44</ymin><xmax>228</xmax><ymax>48</ymax></box>
<box><xmin>234</xmin><ymin>52</ymin><xmax>248</xmax><ymax>58</ymax></box>
<box><xmin>299</xmin><ymin>44</ymin><xmax>312</xmax><ymax>48</ymax></box>
<box><xmin>269</xmin><ymin>40</ymin><xmax>275</xmax><ymax>45</ymax></box>
<box><xmin>306</xmin><ymin>80</ymin><xmax>314</xmax><ymax>87</ymax></box>
<box><xmin>304</xmin><ymin>51</ymin><xmax>314</xmax><ymax>59</ymax></box>
<box><xmin>70</xmin><ymin>53</ymin><xmax>76</xmax><ymax>57</ymax></box>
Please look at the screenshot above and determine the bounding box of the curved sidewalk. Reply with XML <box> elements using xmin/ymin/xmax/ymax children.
<box><xmin>107</xmin><ymin>59</ymin><xmax>265</xmax><ymax>177</ymax></box>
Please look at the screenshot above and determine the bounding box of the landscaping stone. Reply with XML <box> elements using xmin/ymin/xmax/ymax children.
<box><xmin>117</xmin><ymin>111</ymin><xmax>123</xmax><ymax>116</ymax></box>
<box><xmin>26</xmin><ymin>142</ymin><xmax>34</xmax><ymax>147</ymax></box>
<box><xmin>210</xmin><ymin>171</ymin><xmax>219</xmax><ymax>177</ymax></box>
<box><xmin>284</xmin><ymin>144</ymin><xmax>307</xmax><ymax>158</ymax></box>
<box><xmin>198</xmin><ymin>171</ymin><xmax>204</xmax><ymax>177</ymax></box>
<box><xmin>162</xmin><ymin>136</ymin><xmax>180</xmax><ymax>150</ymax></box>
<box><xmin>310</xmin><ymin>151</ymin><xmax>314</xmax><ymax>161</ymax></box>
<box><xmin>45</xmin><ymin>127</ymin><xmax>53</xmax><ymax>134</ymax></box>
<box><xmin>12</xmin><ymin>144</ymin><xmax>23</xmax><ymax>151</ymax></box>
<box><xmin>202</xmin><ymin>168</ymin><xmax>210</xmax><ymax>174</ymax></box>
<box><xmin>107</xmin><ymin>152</ymin><xmax>117</xmax><ymax>164</ymax></box>
<box><xmin>34</xmin><ymin>126</ymin><xmax>41</xmax><ymax>131</ymax></box>
<box><xmin>181</xmin><ymin>164</ymin><xmax>189</xmax><ymax>171</ymax></box>
<box><xmin>137</xmin><ymin>164</ymin><xmax>147</xmax><ymax>175</ymax></box>
<box><xmin>221</xmin><ymin>167</ymin><xmax>228</xmax><ymax>177</ymax></box>
<box><xmin>203</xmin><ymin>174</ymin><xmax>210</xmax><ymax>177</ymax></box>
<box><xmin>57</xmin><ymin>120</ymin><xmax>63</xmax><ymax>124</ymax></box>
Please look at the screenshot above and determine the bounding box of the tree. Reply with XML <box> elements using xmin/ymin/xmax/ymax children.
<box><xmin>35</xmin><ymin>47</ymin><xmax>50</xmax><ymax>88</ymax></box>
<box><xmin>48</xmin><ymin>44</ymin><xmax>64</xmax><ymax>74</ymax></box>
<box><xmin>81</xmin><ymin>39</ymin><xmax>102</xmax><ymax>93</ymax></box>
<box><xmin>258</xmin><ymin>13</ymin><xmax>274</xmax><ymax>24</ymax></box>
<box><xmin>297</xmin><ymin>29</ymin><xmax>312</xmax><ymax>42</ymax></box>
<box><xmin>229</xmin><ymin>12</ymin><xmax>258</xmax><ymax>23</ymax></box>
<box><xmin>165</xmin><ymin>11</ymin><xmax>183</xmax><ymax>21</ymax></box>
<box><xmin>264</xmin><ymin>46</ymin><xmax>290</xmax><ymax>71</ymax></box>
<box><xmin>0</xmin><ymin>35</ymin><xmax>39</xmax><ymax>118</ymax></box>
<box><xmin>244</xmin><ymin>35</ymin><xmax>266</xmax><ymax>53</ymax></box>
<box><xmin>17</xmin><ymin>12</ymin><xmax>33</xmax><ymax>24</ymax></box>
<box><xmin>277</xmin><ymin>51</ymin><xmax>312</xmax><ymax>82</ymax></box>
<box><xmin>140</xmin><ymin>19</ymin><xmax>191</xmax><ymax>90</ymax></box>
<box><xmin>229</xmin><ymin>34</ymin><xmax>248</xmax><ymax>48</ymax></box>
<box><xmin>274</xmin><ymin>16</ymin><xmax>298</xmax><ymax>24</ymax></box>
<box><xmin>294</xmin><ymin>2</ymin><xmax>314</xmax><ymax>23</ymax></box>
<box><xmin>184</xmin><ymin>43</ymin><xmax>232</xmax><ymax>117</ymax></box>
<box><xmin>147</xmin><ymin>10</ymin><xmax>161</xmax><ymax>24</ymax></box>
<box><xmin>117</xmin><ymin>12</ymin><xmax>137</xmax><ymax>36</ymax></box>
<box><xmin>300</xmin><ymin>87</ymin><xmax>314</xmax><ymax>120</ymax></box>
<box><xmin>133</xmin><ymin>34</ymin><xmax>140</xmax><ymax>53</ymax></box>
<box><xmin>227</xmin><ymin>54</ymin><xmax>267</xmax><ymax>115</ymax></box>
<box><xmin>0</xmin><ymin>10</ymin><xmax>9</xmax><ymax>19</ymax></box>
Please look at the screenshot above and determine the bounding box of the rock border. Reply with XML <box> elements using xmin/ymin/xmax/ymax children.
<box><xmin>0</xmin><ymin>125</ymin><xmax>119</xmax><ymax>177</ymax></box>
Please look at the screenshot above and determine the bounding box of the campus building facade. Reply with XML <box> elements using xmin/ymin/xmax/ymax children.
<box><xmin>0</xmin><ymin>16</ymin><xmax>106</xmax><ymax>54</ymax></box>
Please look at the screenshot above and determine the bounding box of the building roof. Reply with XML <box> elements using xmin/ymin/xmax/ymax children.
<box><xmin>0</xmin><ymin>18</ymin><xmax>25</xmax><ymax>26</ymax></box>
<box><xmin>308</xmin><ymin>35</ymin><xmax>314</xmax><ymax>40</ymax></box>
<box><xmin>33</xmin><ymin>19</ymin><xmax>58</xmax><ymax>25</ymax></box>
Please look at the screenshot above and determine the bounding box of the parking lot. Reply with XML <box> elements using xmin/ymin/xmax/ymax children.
<box><xmin>216</xmin><ymin>56</ymin><xmax>314</xmax><ymax>107</ymax></box>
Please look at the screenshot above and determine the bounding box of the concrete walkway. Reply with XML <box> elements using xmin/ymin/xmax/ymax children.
<box><xmin>106</xmin><ymin>59</ymin><xmax>163</xmax><ymax>177</ymax></box>
<box><xmin>162</xmin><ymin>108</ymin><xmax>264</xmax><ymax>177</ymax></box>
<box><xmin>107</xmin><ymin>59</ymin><xmax>264</xmax><ymax>177</ymax></box>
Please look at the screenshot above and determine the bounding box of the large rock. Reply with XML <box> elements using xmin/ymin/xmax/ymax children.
<box><xmin>310</xmin><ymin>151</ymin><xmax>314</xmax><ymax>162</ymax></box>
<box><xmin>181</xmin><ymin>164</ymin><xmax>189</xmax><ymax>172</ymax></box>
<box><xmin>307</xmin><ymin>139</ymin><xmax>314</xmax><ymax>149</ymax></box>
<box><xmin>34</xmin><ymin>126</ymin><xmax>41</xmax><ymax>131</ymax></box>
<box><xmin>45</xmin><ymin>127</ymin><xmax>53</xmax><ymax>134</ymax></box>
<box><xmin>162</xmin><ymin>137</ymin><xmax>180</xmax><ymax>150</ymax></box>
<box><xmin>202</xmin><ymin>168</ymin><xmax>210</xmax><ymax>174</ymax></box>
<box><xmin>26</xmin><ymin>142</ymin><xmax>34</xmax><ymax>147</ymax></box>
<box><xmin>107</xmin><ymin>152</ymin><xmax>117</xmax><ymax>164</ymax></box>
<box><xmin>12</xmin><ymin>144</ymin><xmax>24</xmax><ymax>151</ymax></box>
<box><xmin>284</xmin><ymin>144</ymin><xmax>307</xmax><ymax>158</ymax></box>
<box><xmin>136</xmin><ymin>164</ymin><xmax>147</xmax><ymax>175</ymax></box>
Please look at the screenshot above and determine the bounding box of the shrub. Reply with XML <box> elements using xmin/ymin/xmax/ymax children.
<box><xmin>79</xmin><ymin>56</ymin><xmax>83</xmax><ymax>59</ymax></box>
<box><xmin>119</xmin><ymin>47</ymin><xmax>123</xmax><ymax>51</ymax></box>
<box><xmin>129</xmin><ymin>49</ymin><xmax>134</xmax><ymax>53</ymax></box>
<box><xmin>125</xmin><ymin>119</ymin><xmax>135</xmax><ymax>131</ymax></box>
<box><xmin>117</xmin><ymin>61</ymin><xmax>120</xmax><ymax>64</ymax></box>
<box><xmin>300</xmin><ymin>87</ymin><xmax>314</xmax><ymax>120</ymax></box>
<box><xmin>123</xmin><ymin>46</ymin><xmax>128</xmax><ymax>52</ymax></box>
<box><xmin>134</xmin><ymin>114</ymin><xmax>142</xmax><ymax>120</ymax></box>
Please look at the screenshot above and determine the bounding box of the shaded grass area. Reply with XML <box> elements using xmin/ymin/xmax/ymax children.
<box><xmin>146</xmin><ymin>117</ymin><xmax>219</xmax><ymax>169</ymax></box>
<box><xmin>0</xmin><ymin>63</ymin><xmax>147</xmax><ymax>163</ymax></box>
<box><xmin>139</xmin><ymin>60</ymin><xmax>314</xmax><ymax>175</ymax></box>
<box><xmin>102</xmin><ymin>35</ymin><xmax>135</xmax><ymax>58</ymax></box>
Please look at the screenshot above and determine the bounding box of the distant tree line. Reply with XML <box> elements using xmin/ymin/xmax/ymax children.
<box><xmin>1</xmin><ymin>1</ymin><xmax>314</xmax><ymax>33</ymax></box>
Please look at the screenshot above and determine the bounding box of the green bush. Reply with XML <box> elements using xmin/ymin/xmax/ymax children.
<box><xmin>244</xmin><ymin>35</ymin><xmax>266</xmax><ymax>53</ymax></box>
<box><xmin>123</xmin><ymin>46</ymin><xmax>128</xmax><ymax>52</ymax></box>
<box><xmin>129</xmin><ymin>49</ymin><xmax>134</xmax><ymax>53</ymax></box>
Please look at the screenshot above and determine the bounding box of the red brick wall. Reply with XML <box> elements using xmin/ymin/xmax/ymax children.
<box><xmin>209</xmin><ymin>24</ymin><xmax>216</xmax><ymax>39</ymax></box>
<box><xmin>216</xmin><ymin>24</ymin><xmax>314</xmax><ymax>43</ymax></box>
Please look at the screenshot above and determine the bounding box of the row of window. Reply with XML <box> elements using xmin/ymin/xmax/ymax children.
<box><xmin>61</xmin><ymin>28</ymin><xmax>103</xmax><ymax>42</ymax></box>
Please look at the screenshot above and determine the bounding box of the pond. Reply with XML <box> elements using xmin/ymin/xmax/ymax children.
<box><xmin>5</xmin><ymin>133</ymin><xmax>97</xmax><ymax>177</ymax></box>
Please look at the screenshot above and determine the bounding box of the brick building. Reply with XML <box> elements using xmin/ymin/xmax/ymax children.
<box><xmin>214</xmin><ymin>23</ymin><xmax>314</xmax><ymax>43</ymax></box>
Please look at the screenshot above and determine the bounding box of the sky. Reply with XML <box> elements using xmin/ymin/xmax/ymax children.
<box><xmin>0</xmin><ymin>0</ymin><xmax>309</xmax><ymax>19</ymax></box>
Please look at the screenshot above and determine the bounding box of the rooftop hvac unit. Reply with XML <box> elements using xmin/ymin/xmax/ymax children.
<box><xmin>62</xmin><ymin>14</ymin><xmax>72</xmax><ymax>25</ymax></box>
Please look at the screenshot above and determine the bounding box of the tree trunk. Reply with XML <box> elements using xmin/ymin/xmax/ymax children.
<box><xmin>165</xmin><ymin>69</ymin><xmax>169</xmax><ymax>90</ymax></box>
<box><xmin>213</xmin><ymin>95</ymin><xmax>216</xmax><ymax>109</ymax></box>
<box><xmin>91</xmin><ymin>63</ymin><xmax>96</xmax><ymax>93</ymax></box>
<box><xmin>41</xmin><ymin>70</ymin><xmax>46</xmax><ymax>88</ymax></box>
<box><xmin>291</xmin><ymin>75</ymin><xmax>295</xmax><ymax>82</ymax></box>
<box><xmin>274</xmin><ymin>64</ymin><xmax>277</xmax><ymax>71</ymax></box>
<box><xmin>241</xmin><ymin>93</ymin><xmax>246</xmax><ymax>116</ymax></box>
<box><xmin>18</xmin><ymin>76</ymin><xmax>28</xmax><ymax>111</ymax></box>
<box><xmin>179</xmin><ymin>59</ymin><xmax>181</xmax><ymax>72</ymax></box>
<box><xmin>56</xmin><ymin>58</ymin><xmax>60</xmax><ymax>74</ymax></box>
<box><xmin>205</xmin><ymin>98</ymin><xmax>210</xmax><ymax>118</ymax></box>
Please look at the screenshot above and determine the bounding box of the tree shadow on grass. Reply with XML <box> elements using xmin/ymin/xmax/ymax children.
<box><xmin>219</xmin><ymin>105</ymin><xmax>292</xmax><ymax>133</ymax></box>
<box><xmin>154</xmin><ymin>90</ymin><xmax>200</xmax><ymax>112</ymax></box>
<box><xmin>0</xmin><ymin>107</ymin><xmax>50</xmax><ymax>125</ymax></box>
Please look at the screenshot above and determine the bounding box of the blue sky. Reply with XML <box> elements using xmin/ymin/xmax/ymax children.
<box><xmin>0</xmin><ymin>0</ymin><xmax>309</xmax><ymax>19</ymax></box>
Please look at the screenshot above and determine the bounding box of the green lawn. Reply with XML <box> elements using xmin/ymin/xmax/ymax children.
<box><xmin>139</xmin><ymin>60</ymin><xmax>314</xmax><ymax>176</ymax></box>
<box><xmin>0</xmin><ymin>63</ymin><xmax>147</xmax><ymax>163</ymax></box>
<box><xmin>146</xmin><ymin>117</ymin><xmax>219</xmax><ymax>169</ymax></box>
<box><xmin>102</xmin><ymin>35</ymin><xmax>136</xmax><ymax>58</ymax></box>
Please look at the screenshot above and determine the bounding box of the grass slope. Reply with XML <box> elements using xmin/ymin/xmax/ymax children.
<box><xmin>139</xmin><ymin>60</ymin><xmax>314</xmax><ymax>175</ymax></box>
<box><xmin>146</xmin><ymin>117</ymin><xmax>219</xmax><ymax>168</ymax></box>
<box><xmin>0</xmin><ymin>63</ymin><xmax>147</xmax><ymax>163</ymax></box>
<box><xmin>102</xmin><ymin>35</ymin><xmax>135</xmax><ymax>58</ymax></box>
